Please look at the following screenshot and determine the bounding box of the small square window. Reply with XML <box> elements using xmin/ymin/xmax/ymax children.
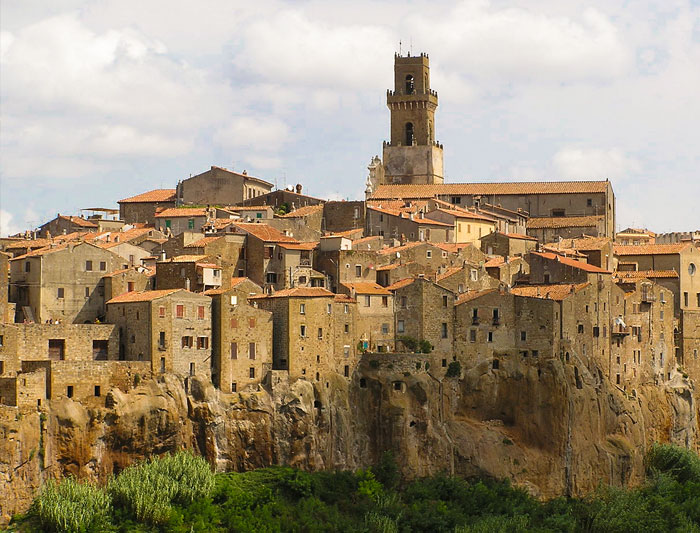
<box><xmin>520</xmin><ymin>331</ymin><xmax>527</xmax><ymax>341</ymax></box>
<box><xmin>99</xmin><ymin>261</ymin><xmax>106</xmax><ymax>271</ymax></box>
<box><xmin>85</xmin><ymin>260</ymin><xmax>93</xmax><ymax>271</ymax></box>
<box><xmin>57</xmin><ymin>287</ymin><xmax>65</xmax><ymax>299</ymax></box>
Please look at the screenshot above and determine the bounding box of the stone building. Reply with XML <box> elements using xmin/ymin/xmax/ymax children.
<box><xmin>118</xmin><ymin>189</ymin><xmax>177</xmax><ymax>225</ymax></box>
<box><xmin>616</xmin><ymin>228</ymin><xmax>656</xmax><ymax>245</ymax></box>
<box><xmin>527</xmin><ymin>215</ymin><xmax>606</xmax><ymax>242</ymax></box>
<box><xmin>278</xmin><ymin>205</ymin><xmax>325</xmax><ymax>234</ymax></box>
<box><xmin>340</xmin><ymin>282</ymin><xmax>394</xmax><ymax>353</ymax></box>
<box><xmin>614</xmin><ymin>243</ymin><xmax>700</xmax><ymax>315</ymax></box>
<box><xmin>322</xmin><ymin>201</ymin><xmax>365</xmax><ymax>234</ymax></box>
<box><xmin>390</xmin><ymin>276</ymin><xmax>455</xmax><ymax>371</ymax></box>
<box><xmin>238</xmin><ymin>186</ymin><xmax>324</xmax><ymax>210</ymax></box>
<box><xmin>436</xmin><ymin>263</ymin><xmax>502</xmax><ymax>294</ymax></box>
<box><xmin>366</xmin><ymin>205</ymin><xmax>452</xmax><ymax>243</ymax></box>
<box><xmin>102</xmin><ymin>266</ymin><xmax>155</xmax><ymax>301</ymax></box>
<box><xmin>369</xmin><ymin>181</ymin><xmax>615</xmax><ymax>239</ymax></box>
<box><xmin>0</xmin><ymin>252</ymin><xmax>10</xmax><ymax>323</ymax></box>
<box><xmin>154</xmin><ymin>207</ymin><xmax>237</xmax><ymax>237</ymax></box>
<box><xmin>480</xmin><ymin>232</ymin><xmax>538</xmax><ymax>258</ymax></box>
<box><xmin>179</xmin><ymin>234</ymin><xmax>247</xmax><ymax>285</ymax></box>
<box><xmin>250</xmin><ymin>287</ymin><xmax>336</xmax><ymax>380</ymax></box>
<box><xmin>106</xmin><ymin>289</ymin><xmax>212</xmax><ymax>380</ymax></box>
<box><xmin>207</xmin><ymin>286</ymin><xmax>272</xmax><ymax>392</ymax></box>
<box><xmin>543</xmin><ymin>237</ymin><xmax>613</xmax><ymax>270</ymax></box>
<box><xmin>9</xmin><ymin>242</ymin><xmax>125</xmax><ymax>324</ymax></box>
<box><xmin>366</xmin><ymin>53</ymin><xmax>444</xmax><ymax>190</ymax></box>
<box><xmin>177</xmin><ymin>166</ymin><xmax>273</xmax><ymax>206</ymax></box>
<box><xmin>156</xmin><ymin>255</ymin><xmax>222</xmax><ymax>293</ymax></box>
<box><xmin>482</xmin><ymin>256</ymin><xmax>528</xmax><ymax>287</ymax></box>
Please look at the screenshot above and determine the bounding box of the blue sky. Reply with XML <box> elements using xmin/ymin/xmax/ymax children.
<box><xmin>1</xmin><ymin>0</ymin><xmax>699</xmax><ymax>235</ymax></box>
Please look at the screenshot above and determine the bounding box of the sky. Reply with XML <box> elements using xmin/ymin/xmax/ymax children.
<box><xmin>1</xmin><ymin>0</ymin><xmax>699</xmax><ymax>236</ymax></box>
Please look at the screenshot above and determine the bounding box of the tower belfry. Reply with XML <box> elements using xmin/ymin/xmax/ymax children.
<box><xmin>382</xmin><ymin>52</ymin><xmax>444</xmax><ymax>185</ymax></box>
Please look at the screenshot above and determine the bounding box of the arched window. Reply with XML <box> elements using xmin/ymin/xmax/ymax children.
<box><xmin>405</xmin><ymin>122</ymin><xmax>414</xmax><ymax>146</ymax></box>
<box><xmin>405</xmin><ymin>74</ymin><xmax>414</xmax><ymax>94</ymax></box>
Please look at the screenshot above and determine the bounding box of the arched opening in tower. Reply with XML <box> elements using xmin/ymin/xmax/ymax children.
<box><xmin>405</xmin><ymin>74</ymin><xmax>414</xmax><ymax>94</ymax></box>
<box><xmin>405</xmin><ymin>122</ymin><xmax>414</xmax><ymax>146</ymax></box>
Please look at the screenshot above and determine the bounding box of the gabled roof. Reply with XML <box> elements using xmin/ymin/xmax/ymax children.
<box><xmin>434</xmin><ymin>242</ymin><xmax>474</xmax><ymax>253</ymax></box>
<box><xmin>342</xmin><ymin>282</ymin><xmax>392</xmax><ymax>295</ymax></box>
<box><xmin>277</xmin><ymin>242</ymin><xmax>318</xmax><ymax>251</ymax></box>
<box><xmin>429</xmin><ymin>207</ymin><xmax>495</xmax><ymax>222</ymax></box>
<box><xmin>56</xmin><ymin>215</ymin><xmax>98</xmax><ymax>228</ymax></box>
<box><xmin>613</xmin><ymin>270</ymin><xmax>679</xmax><ymax>280</ymax></box>
<box><xmin>162</xmin><ymin>254</ymin><xmax>208</xmax><ymax>263</ymax></box>
<box><xmin>530</xmin><ymin>251</ymin><xmax>611</xmax><ymax>273</ymax></box>
<box><xmin>250</xmin><ymin>287</ymin><xmax>335</xmax><ymax>298</ymax></box>
<box><xmin>378</xmin><ymin>241</ymin><xmax>423</xmax><ymax>255</ymax></box>
<box><xmin>544</xmin><ymin>236</ymin><xmax>611</xmax><ymax>251</ymax></box>
<box><xmin>385</xmin><ymin>277</ymin><xmax>416</xmax><ymax>291</ymax></box>
<box><xmin>504</xmin><ymin>232</ymin><xmax>537</xmax><ymax>241</ymax></box>
<box><xmin>436</xmin><ymin>266</ymin><xmax>463</xmax><ymax>281</ymax></box>
<box><xmin>155</xmin><ymin>207</ymin><xmax>208</xmax><ymax>218</ymax></box>
<box><xmin>106</xmin><ymin>288</ymin><xmax>182</xmax><ymax>304</ymax></box>
<box><xmin>118</xmin><ymin>189</ymin><xmax>177</xmax><ymax>204</ymax></box>
<box><xmin>613</xmin><ymin>243</ymin><xmax>691</xmax><ymax>256</ymax></box>
<box><xmin>511</xmin><ymin>283</ymin><xmax>589</xmax><ymax>301</ymax></box>
<box><xmin>370</xmin><ymin>181</ymin><xmax>610</xmax><ymax>200</ymax></box>
<box><xmin>455</xmin><ymin>289</ymin><xmax>498</xmax><ymax>305</ymax></box>
<box><xmin>231</xmin><ymin>223</ymin><xmax>298</xmax><ymax>243</ymax></box>
<box><xmin>184</xmin><ymin>236</ymin><xmax>224</xmax><ymax>248</ymax></box>
<box><xmin>527</xmin><ymin>216</ymin><xmax>604</xmax><ymax>229</ymax></box>
<box><xmin>279</xmin><ymin>204</ymin><xmax>324</xmax><ymax>218</ymax></box>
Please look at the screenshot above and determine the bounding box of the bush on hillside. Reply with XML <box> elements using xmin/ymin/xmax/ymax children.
<box><xmin>33</xmin><ymin>477</ymin><xmax>111</xmax><ymax>533</ymax></box>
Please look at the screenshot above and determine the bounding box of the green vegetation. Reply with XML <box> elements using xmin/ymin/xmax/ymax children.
<box><xmin>446</xmin><ymin>361</ymin><xmax>461</xmax><ymax>378</ymax></box>
<box><xmin>10</xmin><ymin>445</ymin><xmax>700</xmax><ymax>532</ymax></box>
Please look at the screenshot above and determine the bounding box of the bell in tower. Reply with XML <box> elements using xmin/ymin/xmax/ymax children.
<box><xmin>382</xmin><ymin>52</ymin><xmax>444</xmax><ymax>185</ymax></box>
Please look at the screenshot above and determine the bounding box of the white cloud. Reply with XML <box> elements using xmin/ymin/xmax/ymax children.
<box><xmin>552</xmin><ymin>147</ymin><xmax>641</xmax><ymax>180</ymax></box>
<box><xmin>0</xmin><ymin>210</ymin><xmax>20</xmax><ymax>237</ymax></box>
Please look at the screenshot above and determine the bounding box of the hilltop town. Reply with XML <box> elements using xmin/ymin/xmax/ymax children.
<box><xmin>1</xmin><ymin>53</ymin><xmax>699</xmax><ymax>521</ymax></box>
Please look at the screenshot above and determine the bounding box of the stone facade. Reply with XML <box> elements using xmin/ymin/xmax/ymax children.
<box><xmin>480</xmin><ymin>232</ymin><xmax>538</xmax><ymax>258</ymax></box>
<box><xmin>177</xmin><ymin>166</ymin><xmax>273</xmax><ymax>206</ymax></box>
<box><xmin>340</xmin><ymin>283</ymin><xmax>394</xmax><ymax>353</ymax></box>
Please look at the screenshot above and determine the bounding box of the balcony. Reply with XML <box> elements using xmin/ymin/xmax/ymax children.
<box><xmin>492</xmin><ymin>317</ymin><xmax>500</xmax><ymax>326</ymax></box>
<box><xmin>471</xmin><ymin>316</ymin><xmax>479</xmax><ymax>326</ymax></box>
<box><xmin>611</xmin><ymin>325</ymin><xmax>630</xmax><ymax>336</ymax></box>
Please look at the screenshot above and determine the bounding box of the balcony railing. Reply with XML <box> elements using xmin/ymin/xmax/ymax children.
<box><xmin>492</xmin><ymin>317</ymin><xmax>500</xmax><ymax>326</ymax></box>
<box><xmin>471</xmin><ymin>316</ymin><xmax>479</xmax><ymax>326</ymax></box>
<box><xmin>611</xmin><ymin>325</ymin><xmax>630</xmax><ymax>336</ymax></box>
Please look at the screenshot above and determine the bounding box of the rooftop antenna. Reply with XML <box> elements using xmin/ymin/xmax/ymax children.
<box><xmin>410</xmin><ymin>36</ymin><xmax>413</xmax><ymax>56</ymax></box>
<box><xmin>399</xmin><ymin>40</ymin><xmax>402</xmax><ymax>55</ymax></box>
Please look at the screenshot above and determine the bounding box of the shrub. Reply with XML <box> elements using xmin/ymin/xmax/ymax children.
<box><xmin>446</xmin><ymin>361</ymin><xmax>461</xmax><ymax>378</ymax></box>
<box><xmin>646</xmin><ymin>443</ymin><xmax>700</xmax><ymax>484</ymax></box>
<box><xmin>357</xmin><ymin>469</ymin><xmax>384</xmax><ymax>502</ymax></box>
<box><xmin>373</xmin><ymin>451</ymin><xmax>401</xmax><ymax>491</ymax></box>
<box><xmin>33</xmin><ymin>477</ymin><xmax>111</xmax><ymax>533</ymax></box>
<box><xmin>418</xmin><ymin>340</ymin><xmax>433</xmax><ymax>354</ymax></box>
<box><xmin>108</xmin><ymin>451</ymin><xmax>214</xmax><ymax>525</ymax></box>
<box><xmin>398</xmin><ymin>336</ymin><xmax>418</xmax><ymax>352</ymax></box>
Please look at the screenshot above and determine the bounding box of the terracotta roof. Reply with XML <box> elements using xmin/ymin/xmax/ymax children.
<box><xmin>430</xmin><ymin>207</ymin><xmax>495</xmax><ymax>222</ymax></box>
<box><xmin>375</xmin><ymin>263</ymin><xmax>404</xmax><ymax>271</ymax></box>
<box><xmin>613</xmin><ymin>243</ymin><xmax>691</xmax><ymax>256</ymax></box>
<box><xmin>511</xmin><ymin>283</ymin><xmax>589</xmax><ymax>301</ymax></box>
<box><xmin>196</xmin><ymin>262</ymin><xmax>219</xmax><ymax>269</ymax></box>
<box><xmin>232</xmin><ymin>223</ymin><xmax>298</xmax><ymax>243</ymax></box>
<box><xmin>163</xmin><ymin>254</ymin><xmax>208</xmax><ymax>263</ymax></box>
<box><xmin>250</xmin><ymin>287</ymin><xmax>335</xmax><ymax>298</ymax></box>
<box><xmin>505</xmin><ymin>232</ymin><xmax>537</xmax><ymax>241</ymax></box>
<box><xmin>279</xmin><ymin>204</ymin><xmax>324</xmax><ymax>218</ymax></box>
<box><xmin>334</xmin><ymin>294</ymin><xmax>355</xmax><ymax>302</ymax></box>
<box><xmin>229</xmin><ymin>205</ymin><xmax>271</xmax><ymax>211</ymax></box>
<box><xmin>106</xmin><ymin>288</ymin><xmax>182</xmax><ymax>303</ymax></box>
<box><xmin>58</xmin><ymin>215</ymin><xmax>98</xmax><ymax>228</ymax></box>
<box><xmin>527</xmin><ymin>216</ymin><xmax>604</xmax><ymax>229</ymax></box>
<box><xmin>277</xmin><ymin>242</ymin><xmax>318</xmax><ymax>251</ymax></box>
<box><xmin>617</xmin><ymin>227</ymin><xmax>655</xmax><ymax>237</ymax></box>
<box><xmin>545</xmin><ymin>236</ymin><xmax>611</xmax><ymax>251</ymax></box>
<box><xmin>385</xmin><ymin>277</ymin><xmax>416</xmax><ymax>291</ymax></box>
<box><xmin>455</xmin><ymin>289</ymin><xmax>498</xmax><ymax>305</ymax></box>
<box><xmin>434</xmin><ymin>242</ymin><xmax>474</xmax><ymax>253</ymax></box>
<box><xmin>484</xmin><ymin>256</ymin><xmax>506</xmax><ymax>268</ymax></box>
<box><xmin>531</xmin><ymin>251</ymin><xmax>611</xmax><ymax>273</ymax></box>
<box><xmin>155</xmin><ymin>207</ymin><xmax>208</xmax><ymax>218</ymax></box>
<box><xmin>436</xmin><ymin>266</ymin><xmax>463</xmax><ymax>281</ymax></box>
<box><xmin>352</xmin><ymin>236</ymin><xmax>380</xmax><ymax>245</ymax></box>
<box><xmin>613</xmin><ymin>270</ymin><xmax>679</xmax><ymax>280</ymax></box>
<box><xmin>342</xmin><ymin>282</ymin><xmax>392</xmax><ymax>295</ymax></box>
<box><xmin>118</xmin><ymin>189</ymin><xmax>176</xmax><ymax>204</ymax></box>
<box><xmin>540</xmin><ymin>246</ymin><xmax>587</xmax><ymax>259</ymax></box>
<box><xmin>378</xmin><ymin>242</ymin><xmax>423</xmax><ymax>255</ymax></box>
<box><xmin>328</xmin><ymin>229</ymin><xmax>364</xmax><ymax>238</ymax></box>
<box><xmin>184</xmin><ymin>236</ymin><xmax>223</xmax><ymax>248</ymax></box>
<box><xmin>202</xmin><ymin>166</ymin><xmax>274</xmax><ymax>188</ymax></box>
<box><xmin>370</xmin><ymin>181</ymin><xmax>610</xmax><ymax>200</ymax></box>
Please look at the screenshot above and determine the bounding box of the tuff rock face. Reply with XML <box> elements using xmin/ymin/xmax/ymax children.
<box><xmin>1</xmin><ymin>357</ymin><xmax>698</xmax><ymax>524</ymax></box>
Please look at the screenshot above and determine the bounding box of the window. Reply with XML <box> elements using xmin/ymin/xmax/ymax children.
<box><xmin>381</xmin><ymin>296</ymin><xmax>388</xmax><ymax>307</ymax></box>
<box><xmin>593</xmin><ymin>326</ymin><xmax>600</xmax><ymax>337</ymax></box>
<box><xmin>684</xmin><ymin>292</ymin><xmax>689</xmax><ymax>307</ymax></box>
<box><xmin>190</xmin><ymin>362</ymin><xmax>195</xmax><ymax>376</ymax></box>
<box><xmin>689</xmin><ymin>263</ymin><xmax>697</xmax><ymax>276</ymax></box>
<box><xmin>426</xmin><ymin>250</ymin><xmax>432</xmax><ymax>259</ymax></box>
<box><xmin>181</xmin><ymin>336</ymin><xmax>193</xmax><ymax>348</ymax></box>
<box><xmin>344</xmin><ymin>304</ymin><xmax>349</xmax><ymax>314</ymax></box>
<box><xmin>249</xmin><ymin>343</ymin><xmax>256</xmax><ymax>359</ymax></box>
<box><xmin>231</xmin><ymin>382</ymin><xmax>237</xmax><ymax>392</ymax></box>
<box><xmin>57</xmin><ymin>287</ymin><xmax>65</xmax><ymax>299</ymax></box>
<box><xmin>405</xmin><ymin>74</ymin><xmax>414</xmax><ymax>94</ymax></box>
<box><xmin>266</xmin><ymin>272</ymin><xmax>277</xmax><ymax>284</ymax></box>
<box><xmin>344</xmin><ymin>323</ymin><xmax>349</xmax><ymax>333</ymax></box>
<box><xmin>578</xmin><ymin>324</ymin><xmax>584</xmax><ymax>334</ymax></box>
<box><xmin>520</xmin><ymin>331</ymin><xmax>527</xmax><ymax>341</ymax></box>
<box><xmin>397</xmin><ymin>320</ymin><xmax>405</xmax><ymax>333</ymax></box>
<box><xmin>405</xmin><ymin>122</ymin><xmax>414</xmax><ymax>145</ymax></box>
<box><xmin>344</xmin><ymin>365</ymin><xmax>349</xmax><ymax>377</ymax></box>
<box><xmin>198</xmin><ymin>306</ymin><xmax>205</xmax><ymax>319</ymax></box>
<box><xmin>230</xmin><ymin>342</ymin><xmax>238</xmax><ymax>359</ymax></box>
<box><xmin>300</xmin><ymin>325</ymin><xmax>306</xmax><ymax>337</ymax></box>
<box><xmin>249</xmin><ymin>318</ymin><xmax>256</xmax><ymax>328</ymax></box>
<box><xmin>99</xmin><ymin>261</ymin><xmax>106</xmax><ymax>271</ymax></box>
<box><xmin>0</xmin><ymin>361</ymin><xmax>3</xmax><ymax>374</ymax></box>
<box><xmin>197</xmin><ymin>337</ymin><xmax>209</xmax><ymax>349</ymax></box>
<box><xmin>67</xmin><ymin>386</ymin><xmax>74</xmax><ymax>398</ymax></box>
<box><xmin>532</xmin><ymin>350</ymin><xmax>538</xmax><ymax>357</ymax></box>
<box><xmin>441</xmin><ymin>323</ymin><xmax>448</xmax><ymax>339</ymax></box>
<box><xmin>443</xmin><ymin>295</ymin><xmax>448</xmax><ymax>307</ymax></box>
<box><xmin>318</xmin><ymin>328</ymin><xmax>323</xmax><ymax>339</ymax></box>
<box><xmin>381</xmin><ymin>323</ymin><xmax>389</xmax><ymax>334</ymax></box>
<box><xmin>355</xmin><ymin>265</ymin><xmax>362</xmax><ymax>277</ymax></box>
<box><xmin>165</xmin><ymin>219</ymin><xmax>171</xmax><ymax>229</ymax></box>
<box><xmin>587</xmin><ymin>198</ymin><xmax>593</xmax><ymax>207</ymax></box>
<box><xmin>300</xmin><ymin>303</ymin><xmax>306</xmax><ymax>314</ymax></box>
<box><xmin>48</xmin><ymin>339</ymin><xmax>65</xmax><ymax>361</ymax></box>
<box><xmin>400</xmin><ymin>296</ymin><xmax>407</xmax><ymax>309</ymax></box>
<box><xmin>364</xmin><ymin>295</ymin><xmax>371</xmax><ymax>307</ymax></box>
<box><xmin>176</xmin><ymin>305</ymin><xmax>184</xmax><ymax>318</ymax></box>
<box><xmin>552</xmin><ymin>209</ymin><xmax>565</xmax><ymax>217</ymax></box>
<box><xmin>158</xmin><ymin>332</ymin><xmax>166</xmax><ymax>349</ymax></box>
<box><xmin>84</xmin><ymin>287</ymin><xmax>90</xmax><ymax>298</ymax></box>
<box><xmin>85</xmin><ymin>260</ymin><xmax>93</xmax><ymax>271</ymax></box>
<box><xmin>487</xmin><ymin>331</ymin><xmax>493</xmax><ymax>343</ymax></box>
<box><xmin>264</xmin><ymin>247</ymin><xmax>273</xmax><ymax>259</ymax></box>
<box><xmin>25</xmin><ymin>261</ymin><xmax>30</xmax><ymax>272</ymax></box>
<box><xmin>188</xmin><ymin>219</ymin><xmax>195</xmax><ymax>229</ymax></box>
<box><xmin>230</xmin><ymin>295</ymin><xmax>238</xmax><ymax>306</ymax></box>
<box><xmin>470</xmin><ymin>329</ymin><xmax>476</xmax><ymax>342</ymax></box>
<box><xmin>327</xmin><ymin>303</ymin><xmax>332</xmax><ymax>314</ymax></box>
<box><xmin>249</xmin><ymin>367</ymin><xmax>255</xmax><ymax>379</ymax></box>
<box><xmin>230</xmin><ymin>318</ymin><xmax>238</xmax><ymax>328</ymax></box>
<box><xmin>161</xmin><ymin>357</ymin><xmax>166</xmax><ymax>373</ymax></box>
<box><xmin>470</xmin><ymin>269</ymin><xmax>478</xmax><ymax>281</ymax></box>
<box><xmin>660</xmin><ymin>310</ymin><xmax>664</xmax><ymax>320</ymax></box>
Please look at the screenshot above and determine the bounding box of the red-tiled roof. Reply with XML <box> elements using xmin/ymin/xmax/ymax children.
<box><xmin>370</xmin><ymin>181</ymin><xmax>610</xmax><ymax>200</ymax></box>
<box><xmin>455</xmin><ymin>289</ymin><xmax>498</xmax><ymax>305</ymax></box>
<box><xmin>155</xmin><ymin>207</ymin><xmax>208</xmax><ymax>218</ymax></box>
<box><xmin>118</xmin><ymin>189</ymin><xmax>177</xmax><ymax>204</ymax></box>
<box><xmin>342</xmin><ymin>282</ymin><xmax>392</xmax><ymax>295</ymax></box>
<box><xmin>277</xmin><ymin>242</ymin><xmax>318</xmax><ymax>251</ymax></box>
<box><xmin>163</xmin><ymin>254</ymin><xmax>208</xmax><ymax>263</ymax></box>
<box><xmin>544</xmin><ymin>236</ymin><xmax>611</xmax><ymax>251</ymax></box>
<box><xmin>436</xmin><ymin>266</ymin><xmax>463</xmax><ymax>281</ymax></box>
<box><xmin>613</xmin><ymin>270</ymin><xmax>680</xmax><ymax>280</ymax></box>
<box><xmin>430</xmin><ymin>207</ymin><xmax>495</xmax><ymax>222</ymax></box>
<box><xmin>527</xmin><ymin>216</ymin><xmax>604</xmax><ymax>229</ymax></box>
<box><xmin>107</xmin><ymin>288</ymin><xmax>182</xmax><ymax>303</ymax></box>
<box><xmin>385</xmin><ymin>277</ymin><xmax>416</xmax><ymax>291</ymax></box>
<box><xmin>434</xmin><ymin>242</ymin><xmax>474</xmax><ymax>253</ymax></box>
<box><xmin>58</xmin><ymin>215</ymin><xmax>98</xmax><ymax>228</ymax></box>
<box><xmin>250</xmin><ymin>287</ymin><xmax>335</xmax><ymax>298</ymax></box>
<box><xmin>279</xmin><ymin>204</ymin><xmax>324</xmax><ymax>218</ymax></box>
<box><xmin>378</xmin><ymin>242</ymin><xmax>423</xmax><ymax>255</ymax></box>
<box><xmin>184</xmin><ymin>236</ymin><xmax>223</xmax><ymax>248</ymax></box>
<box><xmin>531</xmin><ymin>251</ymin><xmax>611</xmax><ymax>273</ymax></box>
<box><xmin>511</xmin><ymin>283</ymin><xmax>589</xmax><ymax>301</ymax></box>
<box><xmin>613</xmin><ymin>243</ymin><xmax>691</xmax><ymax>256</ymax></box>
<box><xmin>232</xmin><ymin>223</ymin><xmax>298</xmax><ymax>243</ymax></box>
<box><xmin>505</xmin><ymin>232</ymin><xmax>537</xmax><ymax>241</ymax></box>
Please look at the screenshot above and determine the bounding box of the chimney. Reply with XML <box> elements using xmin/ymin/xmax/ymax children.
<box><xmin>160</xmin><ymin>250</ymin><xmax>166</xmax><ymax>261</ymax></box>
<box><xmin>185</xmin><ymin>278</ymin><xmax>191</xmax><ymax>291</ymax></box>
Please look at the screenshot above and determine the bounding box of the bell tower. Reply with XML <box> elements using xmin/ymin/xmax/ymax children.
<box><xmin>382</xmin><ymin>52</ymin><xmax>444</xmax><ymax>185</ymax></box>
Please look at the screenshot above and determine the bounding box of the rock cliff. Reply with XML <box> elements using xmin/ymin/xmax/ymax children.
<box><xmin>1</xmin><ymin>356</ymin><xmax>698</xmax><ymax>523</ymax></box>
